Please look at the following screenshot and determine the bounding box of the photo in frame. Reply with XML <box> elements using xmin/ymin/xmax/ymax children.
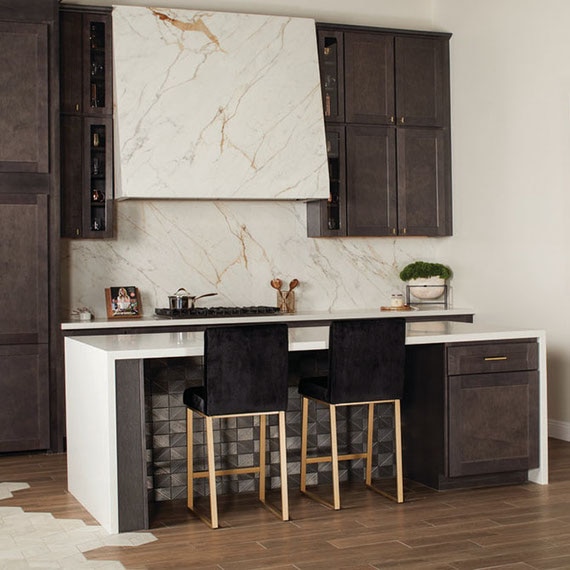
<box><xmin>105</xmin><ymin>286</ymin><xmax>142</xmax><ymax>318</ymax></box>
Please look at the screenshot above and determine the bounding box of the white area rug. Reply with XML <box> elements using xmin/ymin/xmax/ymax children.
<box><xmin>0</xmin><ymin>482</ymin><xmax>156</xmax><ymax>569</ymax></box>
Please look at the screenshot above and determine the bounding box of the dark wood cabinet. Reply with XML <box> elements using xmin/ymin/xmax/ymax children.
<box><xmin>0</xmin><ymin>194</ymin><xmax>48</xmax><ymax>345</ymax></box>
<box><xmin>318</xmin><ymin>30</ymin><xmax>344</xmax><ymax>123</ymax></box>
<box><xmin>345</xmin><ymin>32</ymin><xmax>394</xmax><ymax>126</ymax></box>
<box><xmin>403</xmin><ymin>340</ymin><xmax>539</xmax><ymax>490</ymax></box>
<box><xmin>307</xmin><ymin>126</ymin><xmax>347</xmax><ymax>236</ymax></box>
<box><xmin>0</xmin><ymin>344</ymin><xmax>49</xmax><ymax>452</ymax></box>
<box><xmin>60</xmin><ymin>9</ymin><xmax>113</xmax><ymax>116</ymax></box>
<box><xmin>397</xmin><ymin>127</ymin><xmax>449</xmax><ymax>236</ymax></box>
<box><xmin>0</xmin><ymin>21</ymin><xmax>49</xmax><ymax>173</ymax></box>
<box><xmin>308</xmin><ymin>24</ymin><xmax>452</xmax><ymax>238</ymax></box>
<box><xmin>346</xmin><ymin>125</ymin><xmax>396</xmax><ymax>236</ymax></box>
<box><xmin>60</xmin><ymin>6</ymin><xmax>114</xmax><ymax>238</ymax></box>
<box><xmin>0</xmin><ymin>0</ymin><xmax>60</xmax><ymax>453</ymax></box>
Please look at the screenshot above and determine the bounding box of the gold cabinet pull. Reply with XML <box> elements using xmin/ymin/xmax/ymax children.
<box><xmin>389</xmin><ymin>116</ymin><xmax>395</xmax><ymax>124</ymax></box>
<box><xmin>402</xmin><ymin>227</ymin><xmax>407</xmax><ymax>235</ymax></box>
<box><xmin>399</xmin><ymin>116</ymin><xmax>405</xmax><ymax>124</ymax></box>
<box><xmin>75</xmin><ymin>103</ymin><xmax>80</xmax><ymax>111</ymax></box>
<box><xmin>392</xmin><ymin>228</ymin><xmax>397</xmax><ymax>235</ymax></box>
<box><xmin>484</xmin><ymin>356</ymin><xmax>508</xmax><ymax>361</ymax></box>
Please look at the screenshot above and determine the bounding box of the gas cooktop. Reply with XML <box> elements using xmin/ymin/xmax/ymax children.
<box><xmin>154</xmin><ymin>306</ymin><xmax>281</xmax><ymax>319</ymax></box>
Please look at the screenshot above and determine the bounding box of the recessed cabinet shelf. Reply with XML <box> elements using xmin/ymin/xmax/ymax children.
<box><xmin>60</xmin><ymin>6</ymin><xmax>114</xmax><ymax>239</ymax></box>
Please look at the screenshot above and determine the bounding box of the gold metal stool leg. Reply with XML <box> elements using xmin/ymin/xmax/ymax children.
<box><xmin>187</xmin><ymin>408</ymin><xmax>194</xmax><ymax>510</ymax></box>
<box><xmin>300</xmin><ymin>396</ymin><xmax>309</xmax><ymax>494</ymax></box>
<box><xmin>205</xmin><ymin>416</ymin><xmax>219</xmax><ymax>528</ymax></box>
<box><xmin>330</xmin><ymin>404</ymin><xmax>340</xmax><ymax>510</ymax></box>
<box><xmin>259</xmin><ymin>414</ymin><xmax>267</xmax><ymax>503</ymax></box>
<box><xmin>278</xmin><ymin>411</ymin><xmax>289</xmax><ymax>521</ymax></box>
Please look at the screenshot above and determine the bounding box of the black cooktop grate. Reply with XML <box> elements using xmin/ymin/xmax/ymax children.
<box><xmin>154</xmin><ymin>306</ymin><xmax>281</xmax><ymax>319</ymax></box>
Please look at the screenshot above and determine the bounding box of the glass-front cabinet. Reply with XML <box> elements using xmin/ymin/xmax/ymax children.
<box><xmin>307</xmin><ymin>126</ymin><xmax>346</xmax><ymax>237</ymax></box>
<box><xmin>60</xmin><ymin>6</ymin><xmax>114</xmax><ymax>238</ymax></box>
<box><xmin>84</xmin><ymin>118</ymin><xmax>113</xmax><ymax>237</ymax></box>
<box><xmin>317</xmin><ymin>30</ymin><xmax>344</xmax><ymax>123</ymax></box>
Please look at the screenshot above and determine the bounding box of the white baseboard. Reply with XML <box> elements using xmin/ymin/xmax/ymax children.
<box><xmin>549</xmin><ymin>419</ymin><xmax>570</xmax><ymax>442</ymax></box>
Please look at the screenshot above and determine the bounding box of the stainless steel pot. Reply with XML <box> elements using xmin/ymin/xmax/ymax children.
<box><xmin>168</xmin><ymin>288</ymin><xmax>217</xmax><ymax>310</ymax></box>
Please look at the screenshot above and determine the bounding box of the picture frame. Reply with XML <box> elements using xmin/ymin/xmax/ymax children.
<box><xmin>105</xmin><ymin>286</ymin><xmax>142</xmax><ymax>319</ymax></box>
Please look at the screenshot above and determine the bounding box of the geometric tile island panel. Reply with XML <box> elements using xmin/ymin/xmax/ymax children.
<box><xmin>145</xmin><ymin>352</ymin><xmax>399</xmax><ymax>502</ymax></box>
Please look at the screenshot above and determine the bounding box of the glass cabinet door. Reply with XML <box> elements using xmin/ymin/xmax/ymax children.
<box><xmin>83</xmin><ymin>118</ymin><xmax>113</xmax><ymax>238</ymax></box>
<box><xmin>83</xmin><ymin>14</ymin><xmax>113</xmax><ymax>115</ymax></box>
<box><xmin>317</xmin><ymin>30</ymin><xmax>344</xmax><ymax>123</ymax></box>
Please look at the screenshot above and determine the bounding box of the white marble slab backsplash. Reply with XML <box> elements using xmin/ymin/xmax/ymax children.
<box><xmin>61</xmin><ymin>200</ymin><xmax>437</xmax><ymax>318</ymax></box>
<box><xmin>113</xmin><ymin>6</ymin><xmax>329</xmax><ymax>201</ymax></box>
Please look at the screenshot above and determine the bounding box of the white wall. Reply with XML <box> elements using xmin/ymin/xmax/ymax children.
<box><xmin>434</xmin><ymin>0</ymin><xmax>570</xmax><ymax>427</ymax></box>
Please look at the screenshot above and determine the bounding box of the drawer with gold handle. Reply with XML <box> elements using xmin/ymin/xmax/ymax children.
<box><xmin>447</xmin><ymin>341</ymin><xmax>538</xmax><ymax>376</ymax></box>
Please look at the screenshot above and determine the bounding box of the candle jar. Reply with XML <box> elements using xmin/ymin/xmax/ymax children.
<box><xmin>391</xmin><ymin>294</ymin><xmax>404</xmax><ymax>308</ymax></box>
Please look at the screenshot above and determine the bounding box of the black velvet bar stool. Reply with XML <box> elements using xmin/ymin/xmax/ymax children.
<box><xmin>183</xmin><ymin>323</ymin><xmax>290</xmax><ymax>529</ymax></box>
<box><xmin>299</xmin><ymin>318</ymin><xmax>406</xmax><ymax>509</ymax></box>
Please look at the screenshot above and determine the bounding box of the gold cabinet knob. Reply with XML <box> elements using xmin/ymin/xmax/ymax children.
<box><xmin>399</xmin><ymin>117</ymin><xmax>405</xmax><ymax>124</ymax></box>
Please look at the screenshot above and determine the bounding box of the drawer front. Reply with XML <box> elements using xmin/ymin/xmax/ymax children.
<box><xmin>447</xmin><ymin>341</ymin><xmax>538</xmax><ymax>376</ymax></box>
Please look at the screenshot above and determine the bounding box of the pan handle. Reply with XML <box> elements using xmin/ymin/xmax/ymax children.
<box><xmin>193</xmin><ymin>292</ymin><xmax>218</xmax><ymax>301</ymax></box>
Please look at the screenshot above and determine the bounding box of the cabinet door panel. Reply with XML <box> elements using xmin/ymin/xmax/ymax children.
<box><xmin>0</xmin><ymin>22</ymin><xmax>48</xmax><ymax>173</ymax></box>
<box><xmin>448</xmin><ymin>371</ymin><xmax>539</xmax><ymax>477</ymax></box>
<box><xmin>0</xmin><ymin>194</ymin><xmax>48</xmax><ymax>344</ymax></box>
<box><xmin>346</xmin><ymin>125</ymin><xmax>396</xmax><ymax>236</ymax></box>
<box><xmin>345</xmin><ymin>32</ymin><xmax>394</xmax><ymax>125</ymax></box>
<box><xmin>60</xmin><ymin>10</ymin><xmax>83</xmax><ymax>114</ymax></box>
<box><xmin>61</xmin><ymin>116</ymin><xmax>84</xmax><ymax>237</ymax></box>
<box><xmin>397</xmin><ymin>128</ymin><xmax>450</xmax><ymax>236</ymax></box>
<box><xmin>307</xmin><ymin>126</ymin><xmax>346</xmax><ymax>237</ymax></box>
<box><xmin>317</xmin><ymin>30</ymin><xmax>344</xmax><ymax>123</ymax></box>
<box><xmin>395</xmin><ymin>36</ymin><xmax>446</xmax><ymax>127</ymax></box>
<box><xmin>0</xmin><ymin>344</ymin><xmax>49</xmax><ymax>452</ymax></box>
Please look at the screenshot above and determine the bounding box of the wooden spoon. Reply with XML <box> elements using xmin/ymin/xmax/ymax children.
<box><xmin>286</xmin><ymin>278</ymin><xmax>299</xmax><ymax>299</ymax></box>
<box><xmin>270</xmin><ymin>278</ymin><xmax>283</xmax><ymax>291</ymax></box>
<box><xmin>288</xmin><ymin>278</ymin><xmax>299</xmax><ymax>291</ymax></box>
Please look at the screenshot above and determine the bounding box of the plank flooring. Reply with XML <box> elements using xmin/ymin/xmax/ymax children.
<box><xmin>1</xmin><ymin>439</ymin><xmax>570</xmax><ymax>569</ymax></box>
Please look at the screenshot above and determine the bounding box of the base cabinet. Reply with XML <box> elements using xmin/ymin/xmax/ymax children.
<box><xmin>403</xmin><ymin>340</ymin><xmax>539</xmax><ymax>490</ymax></box>
<box><xmin>0</xmin><ymin>345</ymin><xmax>49</xmax><ymax>452</ymax></box>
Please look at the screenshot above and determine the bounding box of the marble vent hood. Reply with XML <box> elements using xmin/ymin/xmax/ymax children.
<box><xmin>112</xmin><ymin>6</ymin><xmax>329</xmax><ymax>201</ymax></box>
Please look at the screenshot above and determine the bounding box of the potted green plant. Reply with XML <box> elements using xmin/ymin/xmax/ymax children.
<box><xmin>399</xmin><ymin>261</ymin><xmax>452</xmax><ymax>300</ymax></box>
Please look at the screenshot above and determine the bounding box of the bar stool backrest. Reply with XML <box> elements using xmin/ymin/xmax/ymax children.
<box><xmin>328</xmin><ymin>318</ymin><xmax>406</xmax><ymax>404</ymax></box>
<box><xmin>203</xmin><ymin>323</ymin><xmax>289</xmax><ymax>416</ymax></box>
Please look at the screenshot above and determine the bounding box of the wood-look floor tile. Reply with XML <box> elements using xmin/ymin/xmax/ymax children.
<box><xmin>2</xmin><ymin>440</ymin><xmax>570</xmax><ymax>570</ymax></box>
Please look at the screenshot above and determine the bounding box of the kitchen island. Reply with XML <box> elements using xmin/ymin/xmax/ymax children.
<box><xmin>63</xmin><ymin>316</ymin><xmax>547</xmax><ymax>534</ymax></box>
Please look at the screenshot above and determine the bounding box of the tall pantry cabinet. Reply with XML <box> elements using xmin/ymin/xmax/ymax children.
<box><xmin>0</xmin><ymin>0</ymin><xmax>62</xmax><ymax>452</ymax></box>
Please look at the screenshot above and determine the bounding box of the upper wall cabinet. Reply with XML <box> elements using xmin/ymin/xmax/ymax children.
<box><xmin>308</xmin><ymin>24</ymin><xmax>452</xmax><ymax>238</ymax></box>
<box><xmin>60</xmin><ymin>6</ymin><xmax>114</xmax><ymax>238</ymax></box>
<box><xmin>60</xmin><ymin>9</ymin><xmax>113</xmax><ymax>116</ymax></box>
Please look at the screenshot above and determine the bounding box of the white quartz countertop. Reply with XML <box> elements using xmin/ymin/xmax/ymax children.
<box><xmin>61</xmin><ymin>307</ymin><xmax>475</xmax><ymax>331</ymax></box>
<box><xmin>65</xmin><ymin>321</ymin><xmax>545</xmax><ymax>361</ymax></box>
